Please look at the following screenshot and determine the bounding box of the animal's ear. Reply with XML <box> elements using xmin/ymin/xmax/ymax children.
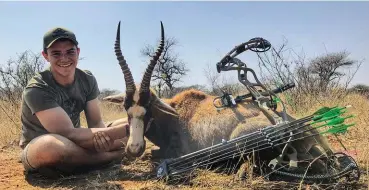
<box><xmin>102</xmin><ymin>93</ymin><xmax>125</xmax><ymax>104</ymax></box>
<box><xmin>151</xmin><ymin>98</ymin><xmax>179</xmax><ymax>119</ymax></box>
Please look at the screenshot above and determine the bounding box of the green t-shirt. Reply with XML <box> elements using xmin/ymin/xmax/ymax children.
<box><xmin>19</xmin><ymin>67</ymin><xmax>100</xmax><ymax>149</ymax></box>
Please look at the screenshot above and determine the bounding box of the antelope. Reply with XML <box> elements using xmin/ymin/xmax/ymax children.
<box><xmin>104</xmin><ymin>21</ymin><xmax>335</xmax><ymax>174</ymax></box>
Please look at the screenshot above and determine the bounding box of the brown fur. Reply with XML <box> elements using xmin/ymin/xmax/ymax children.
<box><xmin>165</xmin><ymin>89</ymin><xmax>208</xmax><ymax>122</ymax></box>
<box><xmin>160</xmin><ymin>89</ymin><xmax>282</xmax><ymax>150</ymax></box>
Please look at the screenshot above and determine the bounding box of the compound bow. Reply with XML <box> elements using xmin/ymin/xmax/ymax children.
<box><xmin>156</xmin><ymin>37</ymin><xmax>360</xmax><ymax>184</ymax></box>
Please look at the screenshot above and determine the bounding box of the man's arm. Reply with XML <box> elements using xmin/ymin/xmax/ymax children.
<box><xmin>35</xmin><ymin>106</ymin><xmax>128</xmax><ymax>151</ymax></box>
<box><xmin>84</xmin><ymin>98</ymin><xmax>106</xmax><ymax>128</ymax></box>
<box><xmin>84</xmin><ymin>98</ymin><xmax>128</xmax><ymax>151</ymax></box>
<box><xmin>83</xmin><ymin>70</ymin><xmax>106</xmax><ymax>129</ymax></box>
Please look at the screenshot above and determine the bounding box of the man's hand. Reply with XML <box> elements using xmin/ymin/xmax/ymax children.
<box><xmin>93</xmin><ymin>131</ymin><xmax>114</xmax><ymax>152</ymax></box>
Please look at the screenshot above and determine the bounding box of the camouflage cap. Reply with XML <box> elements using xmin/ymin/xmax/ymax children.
<box><xmin>43</xmin><ymin>27</ymin><xmax>78</xmax><ymax>52</ymax></box>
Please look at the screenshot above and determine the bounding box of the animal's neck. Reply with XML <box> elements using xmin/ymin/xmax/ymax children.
<box><xmin>143</xmin><ymin>95</ymin><xmax>197</xmax><ymax>158</ymax></box>
<box><xmin>144</xmin><ymin>117</ymin><xmax>155</xmax><ymax>133</ymax></box>
<box><xmin>144</xmin><ymin>117</ymin><xmax>186</xmax><ymax>158</ymax></box>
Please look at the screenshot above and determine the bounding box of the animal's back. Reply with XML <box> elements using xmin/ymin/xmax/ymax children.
<box><xmin>165</xmin><ymin>89</ymin><xmax>276</xmax><ymax>151</ymax></box>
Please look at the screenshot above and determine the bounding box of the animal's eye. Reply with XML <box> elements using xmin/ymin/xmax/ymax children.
<box><xmin>124</xmin><ymin>100</ymin><xmax>132</xmax><ymax>109</ymax></box>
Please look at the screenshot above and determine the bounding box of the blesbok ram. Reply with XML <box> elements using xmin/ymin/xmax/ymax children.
<box><xmin>105</xmin><ymin>21</ymin><xmax>338</xmax><ymax>176</ymax></box>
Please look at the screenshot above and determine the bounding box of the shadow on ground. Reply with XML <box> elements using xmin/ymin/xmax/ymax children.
<box><xmin>23</xmin><ymin>154</ymin><xmax>161</xmax><ymax>190</ymax></box>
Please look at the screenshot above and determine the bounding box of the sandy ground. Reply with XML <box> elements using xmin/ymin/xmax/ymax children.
<box><xmin>1</xmin><ymin>142</ymin><xmax>367</xmax><ymax>190</ymax></box>
<box><xmin>0</xmin><ymin>144</ymin><xmax>167</xmax><ymax>190</ymax></box>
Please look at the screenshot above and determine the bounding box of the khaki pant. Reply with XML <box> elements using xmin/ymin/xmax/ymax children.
<box><xmin>20</xmin><ymin>120</ymin><xmax>116</xmax><ymax>176</ymax></box>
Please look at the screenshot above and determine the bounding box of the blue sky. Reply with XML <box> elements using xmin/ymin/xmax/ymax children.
<box><xmin>0</xmin><ymin>1</ymin><xmax>368</xmax><ymax>92</ymax></box>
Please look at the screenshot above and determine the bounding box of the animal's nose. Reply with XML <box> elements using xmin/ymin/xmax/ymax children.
<box><xmin>127</xmin><ymin>143</ymin><xmax>142</xmax><ymax>154</ymax></box>
<box><xmin>126</xmin><ymin>141</ymin><xmax>146</xmax><ymax>157</ymax></box>
<box><xmin>126</xmin><ymin>145</ymin><xmax>145</xmax><ymax>157</ymax></box>
<box><xmin>130</xmin><ymin>143</ymin><xmax>140</xmax><ymax>150</ymax></box>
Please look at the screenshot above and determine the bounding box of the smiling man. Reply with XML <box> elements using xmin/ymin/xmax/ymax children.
<box><xmin>19</xmin><ymin>27</ymin><xmax>130</xmax><ymax>178</ymax></box>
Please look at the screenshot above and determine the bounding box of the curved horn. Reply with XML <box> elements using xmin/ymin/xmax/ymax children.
<box><xmin>139</xmin><ymin>21</ymin><xmax>165</xmax><ymax>93</ymax></box>
<box><xmin>115</xmin><ymin>21</ymin><xmax>136</xmax><ymax>94</ymax></box>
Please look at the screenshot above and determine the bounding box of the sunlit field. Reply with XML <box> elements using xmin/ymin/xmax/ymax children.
<box><xmin>0</xmin><ymin>91</ymin><xmax>368</xmax><ymax>190</ymax></box>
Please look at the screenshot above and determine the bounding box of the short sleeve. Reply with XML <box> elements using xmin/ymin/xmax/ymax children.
<box><xmin>85</xmin><ymin>71</ymin><xmax>100</xmax><ymax>102</ymax></box>
<box><xmin>23</xmin><ymin>87</ymin><xmax>59</xmax><ymax>115</ymax></box>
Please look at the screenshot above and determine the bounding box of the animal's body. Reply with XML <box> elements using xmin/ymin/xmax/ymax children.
<box><xmin>106</xmin><ymin>87</ymin><xmax>333</xmax><ymax>173</ymax></box>
<box><xmin>104</xmin><ymin>21</ymin><xmax>335</xmax><ymax>176</ymax></box>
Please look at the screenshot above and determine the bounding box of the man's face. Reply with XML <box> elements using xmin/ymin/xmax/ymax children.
<box><xmin>42</xmin><ymin>39</ymin><xmax>80</xmax><ymax>78</ymax></box>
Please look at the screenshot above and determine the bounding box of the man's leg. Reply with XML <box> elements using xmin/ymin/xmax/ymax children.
<box><xmin>22</xmin><ymin>133</ymin><xmax>125</xmax><ymax>178</ymax></box>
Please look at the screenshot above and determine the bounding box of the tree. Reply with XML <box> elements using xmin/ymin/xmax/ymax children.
<box><xmin>308</xmin><ymin>51</ymin><xmax>358</xmax><ymax>90</ymax></box>
<box><xmin>0</xmin><ymin>50</ymin><xmax>46</xmax><ymax>104</ymax></box>
<box><xmin>256</xmin><ymin>39</ymin><xmax>362</xmax><ymax>93</ymax></box>
<box><xmin>140</xmin><ymin>36</ymin><xmax>189</xmax><ymax>98</ymax></box>
<box><xmin>203</xmin><ymin>62</ymin><xmax>246</xmax><ymax>96</ymax></box>
<box><xmin>203</xmin><ymin>63</ymin><xmax>221</xmax><ymax>95</ymax></box>
<box><xmin>348</xmin><ymin>84</ymin><xmax>369</xmax><ymax>98</ymax></box>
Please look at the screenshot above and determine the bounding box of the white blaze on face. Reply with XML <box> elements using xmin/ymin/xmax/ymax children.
<box><xmin>133</xmin><ymin>91</ymin><xmax>140</xmax><ymax>103</ymax></box>
<box><xmin>126</xmin><ymin>91</ymin><xmax>147</xmax><ymax>154</ymax></box>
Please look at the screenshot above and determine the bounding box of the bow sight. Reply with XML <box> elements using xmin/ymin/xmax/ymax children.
<box><xmin>156</xmin><ymin>37</ymin><xmax>360</xmax><ymax>184</ymax></box>
<box><xmin>214</xmin><ymin>37</ymin><xmax>291</xmax><ymax>124</ymax></box>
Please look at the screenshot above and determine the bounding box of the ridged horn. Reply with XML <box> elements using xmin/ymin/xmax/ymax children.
<box><xmin>115</xmin><ymin>21</ymin><xmax>136</xmax><ymax>94</ymax></box>
<box><xmin>139</xmin><ymin>21</ymin><xmax>165</xmax><ymax>93</ymax></box>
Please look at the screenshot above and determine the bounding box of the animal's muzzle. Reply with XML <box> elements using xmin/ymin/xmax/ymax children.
<box><xmin>126</xmin><ymin>140</ymin><xmax>146</xmax><ymax>157</ymax></box>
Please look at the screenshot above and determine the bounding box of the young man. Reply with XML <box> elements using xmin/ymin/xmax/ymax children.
<box><xmin>19</xmin><ymin>27</ymin><xmax>129</xmax><ymax>178</ymax></box>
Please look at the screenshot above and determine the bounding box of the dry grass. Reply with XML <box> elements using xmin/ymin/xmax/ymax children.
<box><xmin>283</xmin><ymin>92</ymin><xmax>369</xmax><ymax>168</ymax></box>
<box><xmin>80</xmin><ymin>101</ymin><xmax>127</xmax><ymax>128</ymax></box>
<box><xmin>0</xmin><ymin>92</ymin><xmax>368</xmax><ymax>189</ymax></box>
<box><xmin>0</xmin><ymin>100</ymin><xmax>22</xmax><ymax>146</ymax></box>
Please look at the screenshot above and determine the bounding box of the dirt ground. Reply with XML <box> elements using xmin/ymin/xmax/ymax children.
<box><xmin>0</xmin><ymin>143</ymin><xmax>168</xmax><ymax>190</ymax></box>
<box><xmin>1</xmin><ymin>141</ymin><xmax>367</xmax><ymax>190</ymax></box>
